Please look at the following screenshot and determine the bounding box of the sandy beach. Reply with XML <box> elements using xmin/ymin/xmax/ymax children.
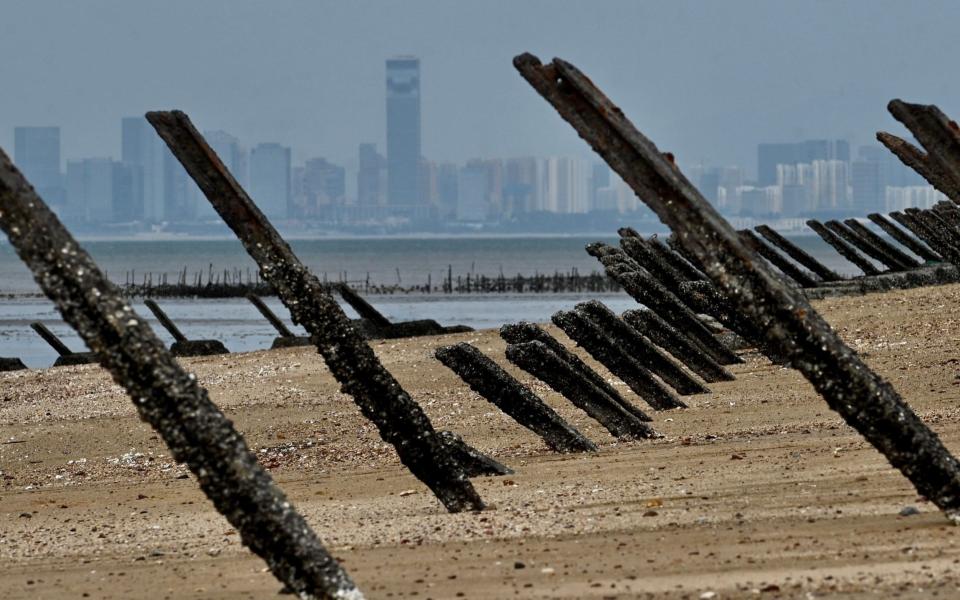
<box><xmin>3</xmin><ymin>283</ymin><xmax>960</xmax><ymax>599</ymax></box>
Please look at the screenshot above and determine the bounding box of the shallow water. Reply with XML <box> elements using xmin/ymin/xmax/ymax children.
<box><xmin>0</xmin><ymin>234</ymin><xmax>871</xmax><ymax>368</ymax></box>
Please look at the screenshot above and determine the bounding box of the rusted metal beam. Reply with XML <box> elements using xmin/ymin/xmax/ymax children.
<box><xmin>738</xmin><ymin>229</ymin><xmax>820</xmax><ymax>287</ymax></box>
<box><xmin>665</xmin><ymin>233</ymin><xmax>708</xmax><ymax>272</ymax></box>
<box><xmin>498</xmin><ymin>322</ymin><xmax>650</xmax><ymax>422</ymax></box>
<box><xmin>648</xmin><ymin>237</ymin><xmax>711</xmax><ymax>282</ymax></box>
<box><xmin>616</xmin><ymin>236</ymin><xmax>766</xmax><ymax>355</ymax></box>
<box><xmin>248</xmin><ymin>293</ymin><xmax>295</xmax><ymax>337</ymax></box>
<box><xmin>876</xmin><ymin>131</ymin><xmax>960</xmax><ymax>201</ymax></box>
<box><xmin>505</xmin><ymin>340</ymin><xmax>656</xmax><ymax>439</ymax></box>
<box><xmin>930</xmin><ymin>204</ymin><xmax>960</xmax><ymax>260</ymax></box>
<box><xmin>333</xmin><ymin>283</ymin><xmax>392</xmax><ymax>328</ymax></box>
<box><xmin>0</xmin><ymin>149</ymin><xmax>362</xmax><ymax>598</ymax></box>
<box><xmin>587</xmin><ymin>242</ymin><xmax>742</xmax><ymax>366</ymax></box>
<box><xmin>615</xmin><ymin>234</ymin><xmax>772</xmax><ymax>363</ymax></box>
<box><xmin>883</xmin><ymin>101</ymin><xmax>960</xmax><ymax>202</ymax></box>
<box><xmin>620</xmin><ymin>309</ymin><xmax>734</xmax><ymax>383</ymax></box>
<box><xmin>144</xmin><ymin>299</ymin><xmax>229</xmax><ymax>357</ymax></box>
<box><xmin>552</xmin><ymin>309</ymin><xmax>686</xmax><ymax>410</ymax></box>
<box><xmin>575</xmin><ymin>300</ymin><xmax>708</xmax><ymax>395</ymax></box>
<box><xmin>146</xmin><ymin>110</ymin><xmax>483</xmax><ymax>513</ymax></box>
<box><xmin>247</xmin><ymin>294</ymin><xmax>312</xmax><ymax>349</ymax></box>
<box><xmin>907</xmin><ymin>208</ymin><xmax>960</xmax><ymax>263</ymax></box>
<box><xmin>30</xmin><ymin>321</ymin><xmax>73</xmax><ymax>356</ymax></box>
<box><xmin>889</xmin><ymin>210</ymin><xmax>960</xmax><ymax>263</ymax></box>
<box><xmin>435</xmin><ymin>342</ymin><xmax>597</xmax><ymax>453</ymax></box>
<box><xmin>932</xmin><ymin>201</ymin><xmax>960</xmax><ymax>231</ymax></box>
<box><xmin>843</xmin><ymin>219</ymin><xmax>921</xmax><ymax>269</ymax></box>
<box><xmin>805</xmin><ymin>263</ymin><xmax>960</xmax><ymax>299</ymax></box>
<box><xmin>867</xmin><ymin>213</ymin><xmax>941</xmax><ymax>263</ymax></box>
<box><xmin>806</xmin><ymin>219</ymin><xmax>881</xmax><ymax>275</ymax></box>
<box><xmin>824</xmin><ymin>219</ymin><xmax>912</xmax><ymax>272</ymax></box>
<box><xmin>143</xmin><ymin>299</ymin><xmax>188</xmax><ymax>342</ymax></box>
<box><xmin>515</xmin><ymin>53</ymin><xmax>960</xmax><ymax>522</ymax></box>
<box><xmin>754</xmin><ymin>224</ymin><xmax>843</xmax><ymax>281</ymax></box>
<box><xmin>618</xmin><ymin>235</ymin><xmax>689</xmax><ymax>291</ymax></box>
<box><xmin>435</xmin><ymin>430</ymin><xmax>514</xmax><ymax>477</ymax></box>
<box><xmin>677</xmin><ymin>280</ymin><xmax>791</xmax><ymax>364</ymax></box>
<box><xmin>30</xmin><ymin>322</ymin><xmax>97</xmax><ymax>366</ymax></box>
<box><xmin>331</xmin><ymin>283</ymin><xmax>471</xmax><ymax>339</ymax></box>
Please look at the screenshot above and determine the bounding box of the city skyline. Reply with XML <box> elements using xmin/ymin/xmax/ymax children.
<box><xmin>11</xmin><ymin>112</ymin><xmax>943</xmax><ymax>230</ymax></box>
<box><xmin>5</xmin><ymin>41</ymin><xmax>948</xmax><ymax>232</ymax></box>
<box><xmin>2</xmin><ymin>1</ymin><xmax>959</xmax><ymax>176</ymax></box>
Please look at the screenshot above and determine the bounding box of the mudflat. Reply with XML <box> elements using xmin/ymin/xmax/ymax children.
<box><xmin>3</xmin><ymin>284</ymin><xmax>960</xmax><ymax>599</ymax></box>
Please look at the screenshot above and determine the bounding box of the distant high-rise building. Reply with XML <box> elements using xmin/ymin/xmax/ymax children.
<box><xmin>504</xmin><ymin>157</ymin><xmax>540</xmax><ymax>215</ymax></box>
<box><xmin>357</xmin><ymin>143</ymin><xmax>386</xmax><ymax>208</ymax></box>
<box><xmin>811</xmin><ymin>159</ymin><xmax>849</xmax><ymax>211</ymax></box>
<box><xmin>457</xmin><ymin>163</ymin><xmax>489</xmax><ymax>222</ymax></box>
<box><xmin>297</xmin><ymin>157</ymin><xmax>346</xmax><ymax>218</ymax></box>
<box><xmin>112</xmin><ymin>162</ymin><xmax>144</xmax><ymax>222</ymax></box>
<box><xmin>697</xmin><ymin>169</ymin><xmax>721</xmax><ymax>204</ymax></box>
<box><xmin>469</xmin><ymin>159</ymin><xmax>504</xmax><ymax>219</ymax></box>
<box><xmin>693</xmin><ymin>165</ymin><xmax>744</xmax><ymax>210</ymax></box>
<box><xmin>885</xmin><ymin>186</ymin><xmax>946</xmax><ymax>212</ymax></box>
<box><xmin>121</xmin><ymin>117</ymin><xmax>165</xmax><ymax>222</ymax></box>
<box><xmin>66</xmin><ymin>158</ymin><xmax>114</xmax><ymax>223</ymax></box>
<box><xmin>163</xmin><ymin>150</ymin><xmax>199</xmax><ymax>222</ymax></box>
<box><xmin>386</xmin><ymin>56</ymin><xmax>421</xmax><ymax>212</ymax></box>
<box><xmin>542</xmin><ymin>157</ymin><xmax>590</xmax><ymax>214</ymax></box>
<box><xmin>851</xmin><ymin>160</ymin><xmax>883</xmax><ymax>214</ymax></box>
<box><xmin>435</xmin><ymin>162</ymin><xmax>459</xmax><ymax>220</ymax></box>
<box><xmin>14</xmin><ymin>126</ymin><xmax>64</xmax><ymax>205</ymax></box>
<box><xmin>419</xmin><ymin>160</ymin><xmax>439</xmax><ymax>210</ymax></box>
<box><xmin>737</xmin><ymin>186</ymin><xmax>781</xmax><ymax>217</ymax></box>
<box><xmin>249</xmin><ymin>143</ymin><xmax>291</xmax><ymax>219</ymax></box>
<box><xmin>777</xmin><ymin>163</ymin><xmax>815</xmax><ymax>216</ymax></box>
<box><xmin>589</xmin><ymin>163</ymin><xmax>611</xmax><ymax>210</ymax></box>
<box><xmin>757</xmin><ymin>140</ymin><xmax>848</xmax><ymax>186</ymax></box>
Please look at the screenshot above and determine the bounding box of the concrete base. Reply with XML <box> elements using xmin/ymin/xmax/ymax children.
<box><xmin>170</xmin><ymin>340</ymin><xmax>230</xmax><ymax>357</ymax></box>
<box><xmin>0</xmin><ymin>357</ymin><xmax>27</xmax><ymax>372</ymax></box>
<box><xmin>53</xmin><ymin>352</ymin><xmax>97</xmax><ymax>367</ymax></box>
<box><xmin>270</xmin><ymin>336</ymin><xmax>313</xmax><ymax>349</ymax></box>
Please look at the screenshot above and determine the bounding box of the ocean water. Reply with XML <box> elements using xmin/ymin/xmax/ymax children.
<box><xmin>0</xmin><ymin>234</ymin><xmax>866</xmax><ymax>368</ymax></box>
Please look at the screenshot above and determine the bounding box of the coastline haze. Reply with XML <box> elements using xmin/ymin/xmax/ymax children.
<box><xmin>1</xmin><ymin>0</ymin><xmax>957</xmax><ymax>173</ymax></box>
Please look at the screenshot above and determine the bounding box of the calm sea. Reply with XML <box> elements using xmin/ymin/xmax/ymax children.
<box><xmin>0</xmin><ymin>235</ymin><xmax>859</xmax><ymax>367</ymax></box>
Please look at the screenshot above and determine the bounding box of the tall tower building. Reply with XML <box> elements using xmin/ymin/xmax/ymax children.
<box><xmin>121</xmin><ymin>117</ymin><xmax>164</xmax><ymax>222</ymax></box>
<box><xmin>249</xmin><ymin>143</ymin><xmax>291</xmax><ymax>220</ymax></box>
<box><xmin>386</xmin><ymin>56</ymin><xmax>421</xmax><ymax>213</ymax></box>
<box><xmin>14</xmin><ymin>126</ymin><xmax>64</xmax><ymax>204</ymax></box>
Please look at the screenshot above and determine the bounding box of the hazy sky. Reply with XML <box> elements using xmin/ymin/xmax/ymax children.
<box><xmin>1</xmin><ymin>0</ymin><xmax>958</xmax><ymax>177</ymax></box>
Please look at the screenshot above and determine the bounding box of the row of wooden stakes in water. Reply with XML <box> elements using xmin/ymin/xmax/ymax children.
<box><xmin>117</xmin><ymin>267</ymin><xmax>621</xmax><ymax>298</ymax></box>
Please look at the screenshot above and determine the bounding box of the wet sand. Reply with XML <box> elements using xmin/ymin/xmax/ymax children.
<box><xmin>4</xmin><ymin>283</ymin><xmax>960</xmax><ymax>599</ymax></box>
